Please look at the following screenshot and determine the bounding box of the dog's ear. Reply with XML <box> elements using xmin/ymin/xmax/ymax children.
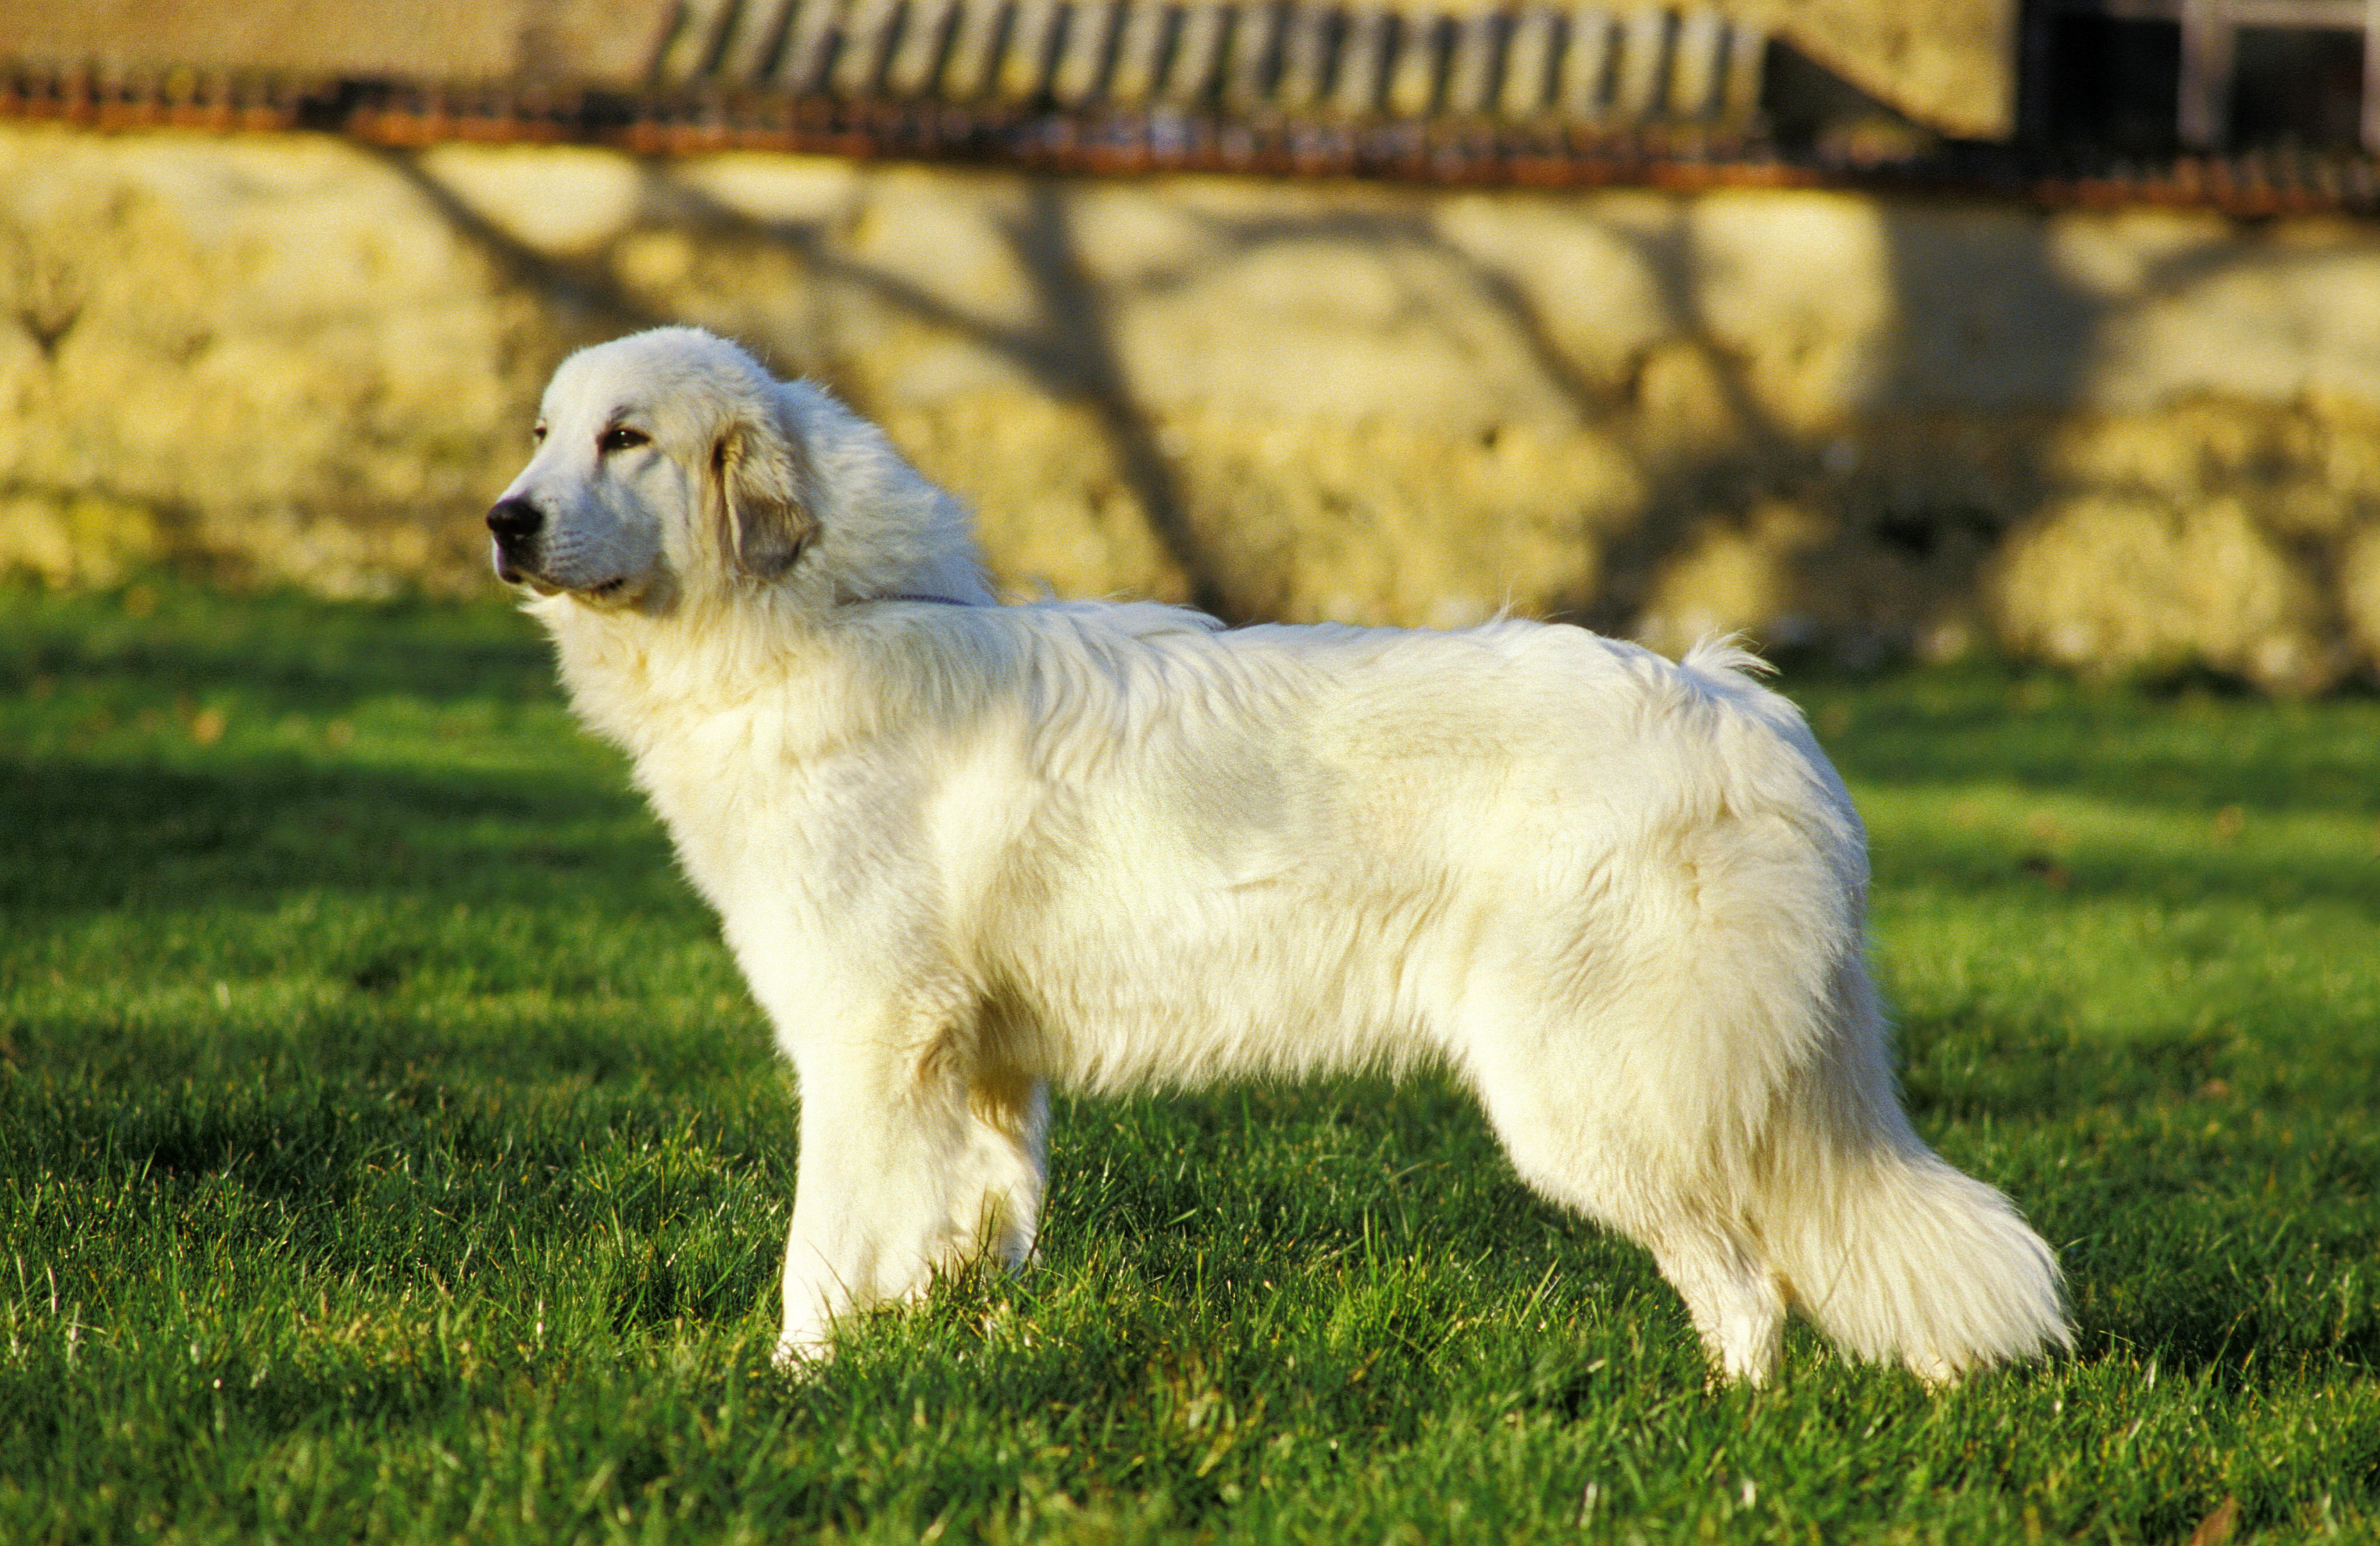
<box><xmin>709</xmin><ymin>401</ymin><xmax>818</xmax><ymax>581</ymax></box>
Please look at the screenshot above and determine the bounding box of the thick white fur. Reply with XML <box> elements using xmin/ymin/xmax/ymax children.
<box><xmin>493</xmin><ymin>326</ymin><xmax>2071</xmax><ymax>1383</ymax></box>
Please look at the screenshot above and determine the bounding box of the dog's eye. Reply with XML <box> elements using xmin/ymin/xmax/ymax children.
<box><xmin>531</xmin><ymin>422</ymin><xmax>547</xmax><ymax>445</ymax></box>
<box><xmin>600</xmin><ymin>425</ymin><xmax>650</xmax><ymax>454</ymax></box>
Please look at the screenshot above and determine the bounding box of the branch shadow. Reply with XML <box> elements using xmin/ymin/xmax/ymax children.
<box><xmin>373</xmin><ymin>146</ymin><xmax>668</xmax><ymax>343</ymax></box>
<box><xmin>1169</xmin><ymin>198</ymin><xmax>1821</xmax><ymax>631</ymax></box>
<box><xmin>1002</xmin><ymin>182</ymin><xmax>1234</xmax><ymax>618</ymax></box>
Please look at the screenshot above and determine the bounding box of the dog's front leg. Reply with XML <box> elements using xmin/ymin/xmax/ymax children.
<box><xmin>772</xmin><ymin>1018</ymin><xmax>987</xmax><ymax>1366</ymax></box>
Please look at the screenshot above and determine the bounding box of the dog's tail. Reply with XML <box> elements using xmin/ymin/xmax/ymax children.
<box><xmin>1753</xmin><ymin>971</ymin><xmax>2072</xmax><ymax>1382</ymax></box>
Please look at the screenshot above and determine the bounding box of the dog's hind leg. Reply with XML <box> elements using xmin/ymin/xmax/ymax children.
<box><xmin>1449</xmin><ymin>934</ymin><xmax>1805</xmax><ymax>1384</ymax></box>
<box><xmin>1462</xmin><ymin>1048</ymin><xmax>1787</xmax><ymax>1383</ymax></box>
<box><xmin>1645</xmin><ymin>1213</ymin><xmax>1787</xmax><ymax>1383</ymax></box>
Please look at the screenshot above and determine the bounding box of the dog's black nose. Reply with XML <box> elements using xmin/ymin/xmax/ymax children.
<box><xmin>488</xmin><ymin>497</ymin><xmax>544</xmax><ymax>540</ymax></box>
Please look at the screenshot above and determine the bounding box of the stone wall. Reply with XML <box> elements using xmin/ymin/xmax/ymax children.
<box><xmin>8</xmin><ymin>121</ymin><xmax>2380</xmax><ymax>688</ymax></box>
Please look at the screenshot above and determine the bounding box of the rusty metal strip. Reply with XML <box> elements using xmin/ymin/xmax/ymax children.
<box><xmin>1</xmin><ymin>64</ymin><xmax>321</xmax><ymax>133</ymax></box>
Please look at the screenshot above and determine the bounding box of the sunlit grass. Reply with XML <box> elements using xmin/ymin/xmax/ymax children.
<box><xmin>3</xmin><ymin>577</ymin><xmax>2375</xmax><ymax>1542</ymax></box>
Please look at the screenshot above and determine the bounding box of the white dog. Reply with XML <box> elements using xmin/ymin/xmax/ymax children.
<box><xmin>490</xmin><ymin>326</ymin><xmax>2069</xmax><ymax>1383</ymax></box>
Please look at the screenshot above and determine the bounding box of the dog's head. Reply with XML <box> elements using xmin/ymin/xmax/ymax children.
<box><xmin>487</xmin><ymin>327</ymin><xmax>821</xmax><ymax>610</ymax></box>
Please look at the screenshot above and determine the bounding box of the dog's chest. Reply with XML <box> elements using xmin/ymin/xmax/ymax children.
<box><xmin>626</xmin><ymin>709</ymin><xmax>825</xmax><ymax>909</ymax></box>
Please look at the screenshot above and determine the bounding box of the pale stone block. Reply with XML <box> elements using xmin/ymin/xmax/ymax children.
<box><xmin>2090</xmin><ymin>246</ymin><xmax>2380</xmax><ymax>414</ymax></box>
<box><xmin>1687</xmin><ymin>191</ymin><xmax>1892</xmax><ymax>428</ymax></box>
<box><xmin>416</xmin><ymin>144</ymin><xmax>645</xmax><ymax>258</ymax></box>
<box><xmin>1991</xmin><ymin>494</ymin><xmax>2337</xmax><ymax>693</ymax></box>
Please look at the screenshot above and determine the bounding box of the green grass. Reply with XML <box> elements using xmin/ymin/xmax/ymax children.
<box><xmin>2</xmin><ymin>576</ymin><xmax>2375</xmax><ymax>1544</ymax></box>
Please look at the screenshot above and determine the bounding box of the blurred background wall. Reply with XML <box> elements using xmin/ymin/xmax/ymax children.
<box><xmin>8</xmin><ymin>0</ymin><xmax>2380</xmax><ymax>688</ymax></box>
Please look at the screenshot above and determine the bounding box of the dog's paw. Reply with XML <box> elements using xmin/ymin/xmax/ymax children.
<box><xmin>772</xmin><ymin>1331</ymin><xmax>836</xmax><ymax>1373</ymax></box>
<box><xmin>1907</xmin><ymin>1350</ymin><xmax>1967</xmax><ymax>1389</ymax></box>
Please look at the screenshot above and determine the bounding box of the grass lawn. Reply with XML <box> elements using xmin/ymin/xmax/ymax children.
<box><xmin>1</xmin><ymin>576</ymin><xmax>2374</xmax><ymax>1544</ymax></box>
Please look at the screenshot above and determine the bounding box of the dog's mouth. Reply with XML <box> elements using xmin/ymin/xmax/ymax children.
<box><xmin>493</xmin><ymin>557</ymin><xmax>563</xmax><ymax>597</ymax></box>
<box><xmin>489</xmin><ymin>546</ymin><xmax>635</xmax><ymax>604</ymax></box>
<box><xmin>509</xmin><ymin>574</ymin><xmax>629</xmax><ymax>602</ymax></box>
<box><xmin>566</xmin><ymin>573</ymin><xmax>640</xmax><ymax>607</ymax></box>
<box><xmin>572</xmin><ymin>570</ymin><xmax>667</xmax><ymax>611</ymax></box>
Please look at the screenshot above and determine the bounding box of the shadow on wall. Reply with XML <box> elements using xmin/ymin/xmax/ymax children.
<box><xmin>384</xmin><ymin>149</ymin><xmax>1251</xmax><ymax>617</ymax></box>
<box><xmin>14</xmin><ymin>124</ymin><xmax>2373</xmax><ymax>689</ymax></box>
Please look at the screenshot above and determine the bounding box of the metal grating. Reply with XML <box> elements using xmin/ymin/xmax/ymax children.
<box><xmin>642</xmin><ymin>0</ymin><xmax>1767</xmax><ymax>127</ymax></box>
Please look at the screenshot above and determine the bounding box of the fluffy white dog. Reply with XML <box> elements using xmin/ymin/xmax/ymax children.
<box><xmin>490</xmin><ymin>326</ymin><xmax>2070</xmax><ymax>1383</ymax></box>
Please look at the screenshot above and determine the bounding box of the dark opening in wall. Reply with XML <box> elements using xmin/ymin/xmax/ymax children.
<box><xmin>2036</xmin><ymin>13</ymin><xmax>2182</xmax><ymax>153</ymax></box>
<box><xmin>2232</xmin><ymin>25</ymin><xmax>2366</xmax><ymax>149</ymax></box>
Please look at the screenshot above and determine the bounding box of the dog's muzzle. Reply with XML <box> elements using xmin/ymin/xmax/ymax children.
<box><xmin>487</xmin><ymin>496</ymin><xmax>544</xmax><ymax>583</ymax></box>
